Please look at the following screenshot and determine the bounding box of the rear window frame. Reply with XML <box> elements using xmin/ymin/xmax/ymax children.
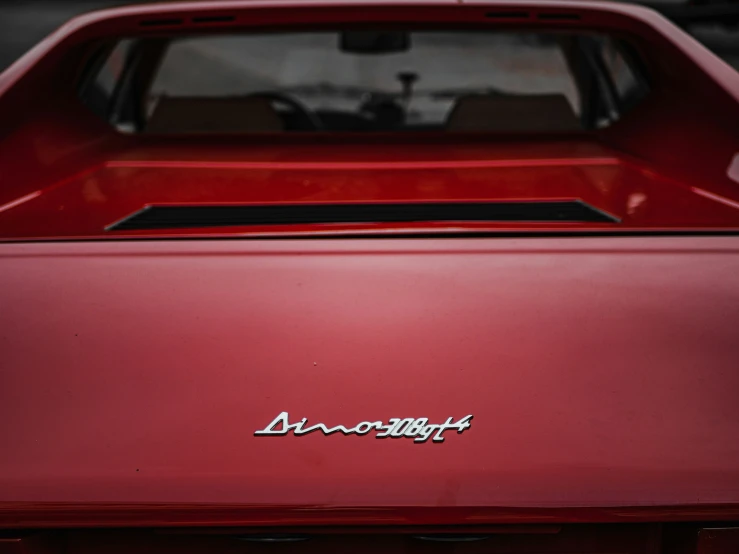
<box><xmin>77</xmin><ymin>24</ymin><xmax>651</xmax><ymax>137</ymax></box>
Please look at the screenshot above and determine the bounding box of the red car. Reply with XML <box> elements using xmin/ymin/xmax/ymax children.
<box><xmin>1</xmin><ymin>0</ymin><xmax>739</xmax><ymax>552</ymax></box>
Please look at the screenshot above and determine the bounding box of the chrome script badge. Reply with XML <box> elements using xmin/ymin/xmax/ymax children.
<box><xmin>254</xmin><ymin>412</ymin><xmax>473</xmax><ymax>443</ymax></box>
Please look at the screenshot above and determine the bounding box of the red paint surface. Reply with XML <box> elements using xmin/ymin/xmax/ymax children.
<box><xmin>1</xmin><ymin>0</ymin><xmax>739</xmax><ymax>532</ymax></box>
<box><xmin>0</xmin><ymin>1</ymin><xmax>738</xmax><ymax>240</ymax></box>
<box><xmin>1</xmin><ymin>237</ymin><xmax>739</xmax><ymax>527</ymax></box>
<box><xmin>1</xmin><ymin>143</ymin><xmax>739</xmax><ymax>239</ymax></box>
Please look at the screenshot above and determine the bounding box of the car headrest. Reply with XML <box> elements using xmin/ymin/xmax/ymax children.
<box><xmin>145</xmin><ymin>96</ymin><xmax>284</xmax><ymax>134</ymax></box>
<box><xmin>446</xmin><ymin>93</ymin><xmax>580</xmax><ymax>132</ymax></box>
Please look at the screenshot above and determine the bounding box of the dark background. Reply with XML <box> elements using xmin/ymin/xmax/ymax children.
<box><xmin>0</xmin><ymin>0</ymin><xmax>737</xmax><ymax>72</ymax></box>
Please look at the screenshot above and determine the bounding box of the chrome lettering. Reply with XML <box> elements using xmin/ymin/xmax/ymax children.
<box><xmin>254</xmin><ymin>413</ymin><xmax>473</xmax><ymax>443</ymax></box>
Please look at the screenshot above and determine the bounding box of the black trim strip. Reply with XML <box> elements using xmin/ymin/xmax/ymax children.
<box><xmin>107</xmin><ymin>201</ymin><xmax>618</xmax><ymax>231</ymax></box>
<box><xmin>192</xmin><ymin>15</ymin><xmax>237</xmax><ymax>24</ymax></box>
<box><xmin>139</xmin><ymin>18</ymin><xmax>184</xmax><ymax>27</ymax></box>
<box><xmin>484</xmin><ymin>11</ymin><xmax>530</xmax><ymax>19</ymax></box>
<box><xmin>537</xmin><ymin>13</ymin><xmax>580</xmax><ymax>21</ymax></box>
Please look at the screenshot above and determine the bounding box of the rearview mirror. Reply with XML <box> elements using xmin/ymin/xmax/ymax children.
<box><xmin>339</xmin><ymin>31</ymin><xmax>410</xmax><ymax>54</ymax></box>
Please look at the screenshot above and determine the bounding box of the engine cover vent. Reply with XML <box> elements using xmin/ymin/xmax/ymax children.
<box><xmin>108</xmin><ymin>200</ymin><xmax>618</xmax><ymax>231</ymax></box>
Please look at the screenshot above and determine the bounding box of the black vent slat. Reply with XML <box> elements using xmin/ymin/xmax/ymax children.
<box><xmin>108</xmin><ymin>201</ymin><xmax>617</xmax><ymax>231</ymax></box>
<box><xmin>537</xmin><ymin>13</ymin><xmax>580</xmax><ymax>20</ymax></box>
<box><xmin>484</xmin><ymin>11</ymin><xmax>530</xmax><ymax>19</ymax></box>
<box><xmin>139</xmin><ymin>18</ymin><xmax>184</xmax><ymax>27</ymax></box>
<box><xmin>192</xmin><ymin>15</ymin><xmax>237</xmax><ymax>24</ymax></box>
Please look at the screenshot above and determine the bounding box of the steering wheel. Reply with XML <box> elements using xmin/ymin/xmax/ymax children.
<box><xmin>246</xmin><ymin>92</ymin><xmax>322</xmax><ymax>131</ymax></box>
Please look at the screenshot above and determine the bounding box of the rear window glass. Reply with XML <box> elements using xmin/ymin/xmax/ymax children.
<box><xmin>81</xmin><ymin>30</ymin><xmax>648</xmax><ymax>134</ymax></box>
<box><xmin>597</xmin><ymin>37</ymin><xmax>649</xmax><ymax>111</ymax></box>
<box><xmin>79</xmin><ymin>39</ymin><xmax>134</xmax><ymax>120</ymax></box>
<box><xmin>97</xmin><ymin>39</ymin><xmax>134</xmax><ymax>96</ymax></box>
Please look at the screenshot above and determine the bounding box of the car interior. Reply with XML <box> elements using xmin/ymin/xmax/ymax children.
<box><xmin>80</xmin><ymin>30</ymin><xmax>649</xmax><ymax>134</ymax></box>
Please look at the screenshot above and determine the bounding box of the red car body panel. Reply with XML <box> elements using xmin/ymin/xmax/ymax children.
<box><xmin>1</xmin><ymin>0</ymin><xmax>739</xmax><ymax>542</ymax></box>
<box><xmin>2</xmin><ymin>237</ymin><xmax>739</xmax><ymax>529</ymax></box>
<box><xmin>0</xmin><ymin>0</ymin><xmax>738</xmax><ymax>242</ymax></box>
<box><xmin>1</xmin><ymin>141</ymin><xmax>739</xmax><ymax>239</ymax></box>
